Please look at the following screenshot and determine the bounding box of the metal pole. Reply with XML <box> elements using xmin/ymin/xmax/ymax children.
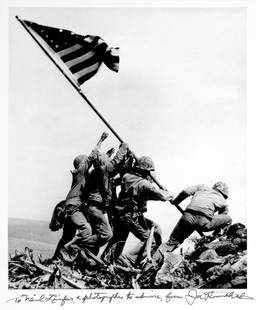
<box><xmin>15</xmin><ymin>16</ymin><xmax>124</xmax><ymax>143</ymax></box>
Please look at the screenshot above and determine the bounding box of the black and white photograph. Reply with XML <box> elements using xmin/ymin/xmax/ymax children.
<box><xmin>3</xmin><ymin>0</ymin><xmax>256</xmax><ymax>307</ymax></box>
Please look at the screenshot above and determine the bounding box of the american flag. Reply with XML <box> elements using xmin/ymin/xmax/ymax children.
<box><xmin>23</xmin><ymin>19</ymin><xmax>119</xmax><ymax>86</ymax></box>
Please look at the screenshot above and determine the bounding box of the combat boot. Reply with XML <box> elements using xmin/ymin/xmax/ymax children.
<box><xmin>59</xmin><ymin>244</ymin><xmax>80</xmax><ymax>263</ymax></box>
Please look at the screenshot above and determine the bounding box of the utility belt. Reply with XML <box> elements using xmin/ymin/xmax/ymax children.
<box><xmin>114</xmin><ymin>197</ymin><xmax>141</xmax><ymax>215</ymax></box>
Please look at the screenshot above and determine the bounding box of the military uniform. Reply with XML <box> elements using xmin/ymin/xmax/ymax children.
<box><xmin>152</xmin><ymin>183</ymin><xmax>232</xmax><ymax>264</ymax></box>
<box><xmin>53</xmin><ymin>133</ymin><xmax>108</xmax><ymax>261</ymax></box>
<box><xmin>52</xmin><ymin>154</ymin><xmax>94</xmax><ymax>259</ymax></box>
<box><xmin>81</xmin><ymin>142</ymin><xmax>129</xmax><ymax>255</ymax></box>
<box><xmin>102</xmin><ymin>171</ymin><xmax>172</xmax><ymax>262</ymax></box>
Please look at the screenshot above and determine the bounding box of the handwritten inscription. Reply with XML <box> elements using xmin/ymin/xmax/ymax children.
<box><xmin>185</xmin><ymin>289</ymin><xmax>254</xmax><ymax>305</ymax></box>
<box><xmin>6</xmin><ymin>289</ymin><xmax>254</xmax><ymax>306</ymax></box>
<box><xmin>77</xmin><ymin>292</ymin><xmax>124</xmax><ymax>303</ymax></box>
<box><xmin>7</xmin><ymin>294</ymin><xmax>75</xmax><ymax>306</ymax></box>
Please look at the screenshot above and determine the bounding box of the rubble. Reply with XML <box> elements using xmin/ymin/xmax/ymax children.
<box><xmin>8</xmin><ymin>247</ymin><xmax>140</xmax><ymax>289</ymax></box>
<box><xmin>150</xmin><ymin>223</ymin><xmax>247</xmax><ymax>289</ymax></box>
<box><xmin>8</xmin><ymin>223</ymin><xmax>247</xmax><ymax>289</ymax></box>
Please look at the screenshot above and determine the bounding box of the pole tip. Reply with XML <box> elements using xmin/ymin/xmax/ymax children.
<box><xmin>15</xmin><ymin>15</ymin><xmax>19</xmax><ymax>20</ymax></box>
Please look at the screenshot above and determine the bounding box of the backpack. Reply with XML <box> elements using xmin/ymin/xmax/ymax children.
<box><xmin>49</xmin><ymin>200</ymin><xmax>67</xmax><ymax>231</ymax></box>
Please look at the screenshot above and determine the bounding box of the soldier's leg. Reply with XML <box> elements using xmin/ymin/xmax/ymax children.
<box><xmin>143</xmin><ymin>217</ymin><xmax>162</xmax><ymax>246</ymax></box>
<box><xmin>124</xmin><ymin>213</ymin><xmax>149</xmax><ymax>241</ymax></box>
<box><xmin>116</xmin><ymin>214</ymin><xmax>150</xmax><ymax>266</ymax></box>
<box><xmin>52</xmin><ymin>217</ymin><xmax>76</xmax><ymax>259</ymax></box>
<box><xmin>122</xmin><ymin>216</ymin><xmax>162</xmax><ymax>266</ymax></box>
<box><xmin>59</xmin><ymin>210</ymin><xmax>93</xmax><ymax>263</ymax></box>
<box><xmin>119</xmin><ymin>241</ymin><xmax>145</xmax><ymax>267</ymax></box>
<box><xmin>152</xmin><ymin>212</ymin><xmax>196</xmax><ymax>265</ymax></box>
<box><xmin>101</xmin><ymin>217</ymin><xmax>129</xmax><ymax>261</ymax></box>
<box><xmin>69</xmin><ymin>210</ymin><xmax>92</xmax><ymax>243</ymax></box>
<box><xmin>201</xmin><ymin>214</ymin><xmax>232</xmax><ymax>232</ymax></box>
<box><xmin>105</xmin><ymin>213</ymin><xmax>149</xmax><ymax>264</ymax></box>
<box><xmin>82</xmin><ymin>204</ymin><xmax>113</xmax><ymax>254</ymax></box>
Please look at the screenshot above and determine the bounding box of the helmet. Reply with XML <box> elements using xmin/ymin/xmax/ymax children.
<box><xmin>135</xmin><ymin>156</ymin><xmax>155</xmax><ymax>171</ymax></box>
<box><xmin>212</xmin><ymin>181</ymin><xmax>229</xmax><ymax>198</ymax></box>
<box><xmin>73</xmin><ymin>154</ymin><xmax>88</xmax><ymax>169</ymax></box>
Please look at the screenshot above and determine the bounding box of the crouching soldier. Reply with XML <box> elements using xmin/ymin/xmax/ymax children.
<box><xmin>101</xmin><ymin>156</ymin><xmax>173</xmax><ymax>265</ymax></box>
<box><xmin>52</xmin><ymin>132</ymin><xmax>108</xmax><ymax>262</ymax></box>
<box><xmin>151</xmin><ymin>181</ymin><xmax>232</xmax><ymax>266</ymax></box>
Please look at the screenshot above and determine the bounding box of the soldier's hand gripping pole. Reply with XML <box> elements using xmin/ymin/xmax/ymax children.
<box><xmin>148</xmin><ymin>172</ymin><xmax>185</xmax><ymax>214</ymax></box>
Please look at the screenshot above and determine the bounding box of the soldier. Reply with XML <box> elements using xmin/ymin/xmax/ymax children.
<box><xmin>78</xmin><ymin>142</ymin><xmax>130</xmax><ymax>256</ymax></box>
<box><xmin>101</xmin><ymin>156</ymin><xmax>173</xmax><ymax>264</ymax></box>
<box><xmin>150</xmin><ymin>181</ymin><xmax>232</xmax><ymax>266</ymax></box>
<box><xmin>116</xmin><ymin>216</ymin><xmax>163</xmax><ymax>268</ymax></box>
<box><xmin>52</xmin><ymin>132</ymin><xmax>108</xmax><ymax>261</ymax></box>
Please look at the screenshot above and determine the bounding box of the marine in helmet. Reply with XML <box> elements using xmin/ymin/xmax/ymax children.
<box><xmin>52</xmin><ymin>132</ymin><xmax>108</xmax><ymax>261</ymax></box>
<box><xmin>149</xmin><ymin>181</ymin><xmax>232</xmax><ymax>267</ymax></box>
<box><xmin>101</xmin><ymin>155</ymin><xmax>173</xmax><ymax>265</ymax></box>
<box><xmin>76</xmin><ymin>141</ymin><xmax>131</xmax><ymax>257</ymax></box>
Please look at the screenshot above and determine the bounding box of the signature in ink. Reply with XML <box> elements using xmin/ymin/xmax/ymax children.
<box><xmin>185</xmin><ymin>289</ymin><xmax>254</xmax><ymax>305</ymax></box>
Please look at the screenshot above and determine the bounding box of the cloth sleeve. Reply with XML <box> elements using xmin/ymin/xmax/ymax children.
<box><xmin>106</xmin><ymin>143</ymin><xmax>129</xmax><ymax>176</ymax></box>
<box><xmin>138</xmin><ymin>180</ymin><xmax>173</xmax><ymax>201</ymax></box>
<box><xmin>172</xmin><ymin>184</ymin><xmax>208</xmax><ymax>205</ymax></box>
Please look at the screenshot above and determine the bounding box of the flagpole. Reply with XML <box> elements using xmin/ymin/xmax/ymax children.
<box><xmin>16</xmin><ymin>16</ymin><xmax>195</xmax><ymax>223</ymax></box>
<box><xmin>15</xmin><ymin>15</ymin><xmax>124</xmax><ymax>143</ymax></box>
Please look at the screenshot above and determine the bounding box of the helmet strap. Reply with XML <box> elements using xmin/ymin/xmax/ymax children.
<box><xmin>218</xmin><ymin>190</ymin><xmax>228</xmax><ymax>199</ymax></box>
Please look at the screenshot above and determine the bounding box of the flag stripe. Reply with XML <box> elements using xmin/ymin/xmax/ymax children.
<box><xmin>104</xmin><ymin>48</ymin><xmax>120</xmax><ymax>72</ymax></box>
<box><xmin>60</xmin><ymin>45</ymin><xmax>91</xmax><ymax>62</ymax></box>
<box><xmin>77</xmin><ymin>71</ymin><xmax>96</xmax><ymax>85</ymax></box>
<box><xmin>69</xmin><ymin>50</ymin><xmax>104</xmax><ymax>74</ymax></box>
<box><xmin>74</xmin><ymin>62</ymin><xmax>100</xmax><ymax>80</ymax></box>
<box><xmin>57</xmin><ymin>44</ymin><xmax>82</xmax><ymax>57</ymax></box>
<box><xmin>105</xmin><ymin>54</ymin><xmax>119</xmax><ymax>64</ymax></box>
<box><xmin>65</xmin><ymin>50</ymin><xmax>95</xmax><ymax>68</ymax></box>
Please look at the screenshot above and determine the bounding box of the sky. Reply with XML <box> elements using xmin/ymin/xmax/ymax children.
<box><xmin>8</xmin><ymin>7</ymin><xmax>246</xmax><ymax>240</ymax></box>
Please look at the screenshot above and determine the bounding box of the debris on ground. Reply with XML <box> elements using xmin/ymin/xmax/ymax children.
<box><xmin>139</xmin><ymin>222</ymin><xmax>247</xmax><ymax>289</ymax></box>
<box><xmin>8</xmin><ymin>247</ymin><xmax>140</xmax><ymax>289</ymax></box>
<box><xmin>8</xmin><ymin>223</ymin><xmax>247</xmax><ymax>289</ymax></box>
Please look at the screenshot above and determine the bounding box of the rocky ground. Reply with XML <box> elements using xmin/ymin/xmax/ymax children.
<box><xmin>139</xmin><ymin>222</ymin><xmax>247</xmax><ymax>289</ymax></box>
<box><xmin>8</xmin><ymin>223</ymin><xmax>247</xmax><ymax>289</ymax></box>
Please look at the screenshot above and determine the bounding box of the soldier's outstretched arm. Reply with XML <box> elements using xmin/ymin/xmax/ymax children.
<box><xmin>89</xmin><ymin>132</ymin><xmax>109</xmax><ymax>160</ymax></box>
<box><xmin>107</xmin><ymin>142</ymin><xmax>130</xmax><ymax>176</ymax></box>
<box><xmin>171</xmin><ymin>184</ymin><xmax>206</xmax><ymax>205</ymax></box>
<box><xmin>141</xmin><ymin>182</ymin><xmax>173</xmax><ymax>201</ymax></box>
